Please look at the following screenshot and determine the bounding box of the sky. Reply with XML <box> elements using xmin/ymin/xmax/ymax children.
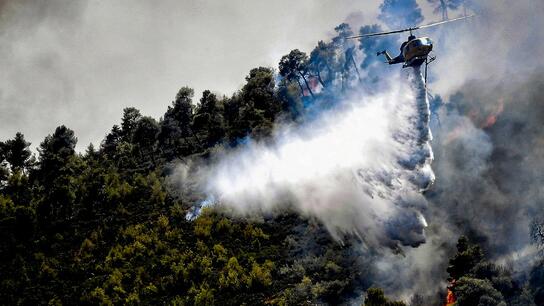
<box><xmin>1</xmin><ymin>0</ymin><xmax>438</xmax><ymax>151</ymax></box>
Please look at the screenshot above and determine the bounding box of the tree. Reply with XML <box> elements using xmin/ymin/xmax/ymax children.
<box><xmin>527</xmin><ymin>260</ymin><xmax>544</xmax><ymax>305</ymax></box>
<box><xmin>101</xmin><ymin>124</ymin><xmax>122</xmax><ymax>157</ymax></box>
<box><xmin>0</xmin><ymin>141</ymin><xmax>5</xmax><ymax>162</ymax></box>
<box><xmin>447</xmin><ymin>236</ymin><xmax>484</xmax><ymax>279</ymax></box>
<box><xmin>0</xmin><ymin>141</ymin><xmax>9</xmax><ymax>184</ymax></box>
<box><xmin>193</xmin><ymin>90</ymin><xmax>225</xmax><ymax>148</ymax></box>
<box><xmin>332</xmin><ymin>23</ymin><xmax>361</xmax><ymax>88</ymax></box>
<box><xmin>378</xmin><ymin>0</ymin><xmax>423</xmax><ymax>29</ymax></box>
<box><xmin>84</xmin><ymin>143</ymin><xmax>98</xmax><ymax>161</ymax></box>
<box><xmin>454</xmin><ymin>277</ymin><xmax>506</xmax><ymax>306</ymax></box>
<box><xmin>445</xmin><ymin>237</ymin><xmax>524</xmax><ymax>305</ymax></box>
<box><xmin>427</xmin><ymin>0</ymin><xmax>463</xmax><ymax>21</ymax></box>
<box><xmin>365</xmin><ymin>288</ymin><xmax>387</xmax><ymax>306</ymax></box>
<box><xmin>241</xmin><ymin>67</ymin><xmax>280</xmax><ymax>120</ymax></box>
<box><xmin>4</xmin><ymin>132</ymin><xmax>33</xmax><ymax>172</ymax></box>
<box><xmin>409</xmin><ymin>294</ymin><xmax>427</xmax><ymax>306</ymax></box>
<box><xmin>35</xmin><ymin>126</ymin><xmax>79</xmax><ymax>226</ymax></box>
<box><xmin>224</xmin><ymin>68</ymin><xmax>282</xmax><ymax>142</ymax></box>
<box><xmin>277</xmin><ymin>78</ymin><xmax>303</xmax><ymax>121</ymax></box>
<box><xmin>279</xmin><ymin>49</ymin><xmax>315</xmax><ymax>98</ymax></box>
<box><xmin>332</xmin><ymin>23</ymin><xmax>354</xmax><ymax>46</ymax></box>
<box><xmin>158</xmin><ymin>87</ymin><xmax>196</xmax><ymax>157</ymax></box>
<box><xmin>132</xmin><ymin>117</ymin><xmax>159</xmax><ymax>148</ymax></box>
<box><xmin>531</xmin><ymin>219</ymin><xmax>544</xmax><ymax>251</ymax></box>
<box><xmin>120</xmin><ymin>107</ymin><xmax>142</xmax><ymax>142</ymax></box>
<box><xmin>37</xmin><ymin>125</ymin><xmax>77</xmax><ymax>175</ymax></box>
<box><xmin>4</xmin><ymin>167</ymin><xmax>32</xmax><ymax>206</ymax></box>
<box><xmin>309</xmin><ymin>41</ymin><xmax>335</xmax><ymax>88</ymax></box>
<box><xmin>344</xmin><ymin>46</ymin><xmax>361</xmax><ymax>82</ymax></box>
<box><xmin>364</xmin><ymin>287</ymin><xmax>407</xmax><ymax>306</ymax></box>
<box><xmin>223</xmin><ymin>94</ymin><xmax>268</xmax><ymax>141</ymax></box>
<box><xmin>132</xmin><ymin>116</ymin><xmax>160</xmax><ymax>164</ymax></box>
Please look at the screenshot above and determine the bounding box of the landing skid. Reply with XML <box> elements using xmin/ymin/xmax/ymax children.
<box><xmin>402</xmin><ymin>56</ymin><xmax>427</xmax><ymax>68</ymax></box>
<box><xmin>401</xmin><ymin>54</ymin><xmax>435</xmax><ymax>86</ymax></box>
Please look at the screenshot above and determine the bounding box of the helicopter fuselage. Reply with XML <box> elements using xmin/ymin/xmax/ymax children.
<box><xmin>402</xmin><ymin>37</ymin><xmax>433</xmax><ymax>67</ymax></box>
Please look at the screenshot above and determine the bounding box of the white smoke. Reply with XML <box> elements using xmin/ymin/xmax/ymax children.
<box><xmin>181</xmin><ymin>67</ymin><xmax>434</xmax><ymax>248</ymax></box>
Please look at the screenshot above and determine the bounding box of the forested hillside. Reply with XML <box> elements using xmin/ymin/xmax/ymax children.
<box><xmin>0</xmin><ymin>54</ymin><xmax>378</xmax><ymax>304</ymax></box>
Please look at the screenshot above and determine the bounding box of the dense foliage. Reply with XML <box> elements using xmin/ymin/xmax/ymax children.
<box><xmin>446</xmin><ymin>236</ymin><xmax>544</xmax><ymax>306</ymax></box>
<box><xmin>0</xmin><ymin>43</ymin><xmax>375</xmax><ymax>304</ymax></box>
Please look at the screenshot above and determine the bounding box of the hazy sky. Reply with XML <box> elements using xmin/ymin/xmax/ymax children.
<box><xmin>0</xmin><ymin>0</ymin><xmax>441</xmax><ymax>150</ymax></box>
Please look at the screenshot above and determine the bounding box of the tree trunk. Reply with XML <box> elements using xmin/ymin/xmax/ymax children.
<box><xmin>295</xmin><ymin>79</ymin><xmax>305</xmax><ymax>94</ymax></box>
<box><xmin>324</xmin><ymin>63</ymin><xmax>334</xmax><ymax>87</ymax></box>
<box><xmin>350</xmin><ymin>55</ymin><xmax>361</xmax><ymax>81</ymax></box>
<box><xmin>189</xmin><ymin>128</ymin><xmax>203</xmax><ymax>152</ymax></box>
<box><xmin>440</xmin><ymin>0</ymin><xmax>448</xmax><ymax>20</ymax></box>
<box><xmin>298</xmin><ymin>70</ymin><xmax>315</xmax><ymax>98</ymax></box>
<box><xmin>149</xmin><ymin>147</ymin><xmax>157</xmax><ymax>168</ymax></box>
<box><xmin>316</xmin><ymin>70</ymin><xmax>326</xmax><ymax>88</ymax></box>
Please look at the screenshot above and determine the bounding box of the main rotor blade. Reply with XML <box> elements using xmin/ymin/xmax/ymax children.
<box><xmin>347</xmin><ymin>27</ymin><xmax>416</xmax><ymax>39</ymax></box>
<box><xmin>417</xmin><ymin>14</ymin><xmax>475</xmax><ymax>29</ymax></box>
<box><xmin>346</xmin><ymin>14</ymin><xmax>475</xmax><ymax>40</ymax></box>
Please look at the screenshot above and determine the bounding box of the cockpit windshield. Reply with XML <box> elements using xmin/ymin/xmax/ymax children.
<box><xmin>411</xmin><ymin>38</ymin><xmax>433</xmax><ymax>47</ymax></box>
<box><xmin>412</xmin><ymin>40</ymin><xmax>422</xmax><ymax>47</ymax></box>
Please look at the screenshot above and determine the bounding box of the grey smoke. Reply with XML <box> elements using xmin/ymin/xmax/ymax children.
<box><xmin>381</xmin><ymin>0</ymin><xmax>544</xmax><ymax>300</ymax></box>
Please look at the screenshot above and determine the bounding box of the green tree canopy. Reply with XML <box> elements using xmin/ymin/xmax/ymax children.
<box><xmin>120</xmin><ymin>107</ymin><xmax>142</xmax><ymax>142</ymax></box>
<box><xmin>37</xmin><ymin>125</ymin><xmax>77</xmax><ymax>176</ymax></box>
<box><xmin>158</xmin><ymin>86</ymin><xmax>196</xmax><ymax>157</ymax></box>
<box><xmin>279</xmin><ymin>49</ymin><xmax>314</xmax><ymax>98</ymax></box>
<box><xmin>364</xmin><ymin>287</ymin><xmax>407</xmax><ymax>306</ymax></box>
<box><xmin>193</xmin><ymin>90</ymin><xmax>225</xmax><ymax>148</ymax></box>
<box><xmin>447</xmin><ymin>236</ymin><xmax>484</xmax><ymax>279</ymax></box>
<box><xmin>3</xmin><ymin>132</ymin><xmax>33</xmax><ymax>172</ymax></box>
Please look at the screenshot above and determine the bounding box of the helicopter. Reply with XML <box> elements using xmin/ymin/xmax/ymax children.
<box><xmin>347</xmin><ymin>15</ymin><xmax>474</xmax><ymax>71</ymax></box>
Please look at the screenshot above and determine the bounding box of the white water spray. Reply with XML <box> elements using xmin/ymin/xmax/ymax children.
<box><xmin>182</xmin><ymin>67</ymin><xmax>434</xmax><ymax>247</ymax></box>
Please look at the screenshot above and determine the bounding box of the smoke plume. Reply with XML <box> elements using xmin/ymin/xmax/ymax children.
<box><xmin>386</xmin><ymin>0</ymin><xmax>544</xmax><ymax>299</ymax></box>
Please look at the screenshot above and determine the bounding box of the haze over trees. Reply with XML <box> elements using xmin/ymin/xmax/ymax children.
<box><xmin>426</xmin><ymin>0</ymin><xmax>464</xmax><ymax>20</ymax></box>
<box><xmin>379</xmin><ymin>0</ymin><xmax>423</xmax><ymax>29</ymax></box>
